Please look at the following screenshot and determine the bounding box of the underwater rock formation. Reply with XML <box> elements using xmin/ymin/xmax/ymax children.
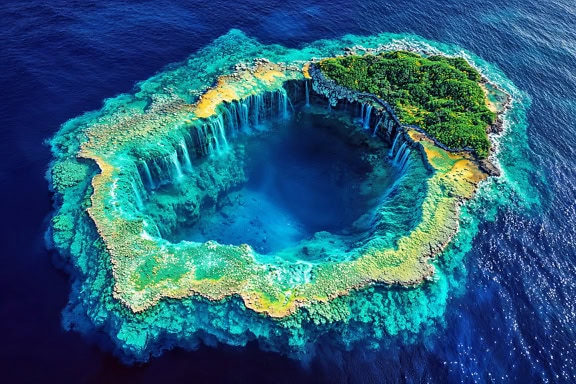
<box><xmin>47</xmin><ymin>30</ymin><xmax>515</xmax><ymax>362</ymax></box>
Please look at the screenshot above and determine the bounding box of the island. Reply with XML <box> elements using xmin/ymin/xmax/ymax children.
<box><xmin>47</xmin><ymin>31</ymin><xmax>511</xmax><ymax>362</ymax></box>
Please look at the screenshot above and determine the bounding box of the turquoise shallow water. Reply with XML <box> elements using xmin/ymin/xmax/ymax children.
<box><xmin>2</xmin><ymin>0</ymin><xmax>575</xmax><ymax>382</ymax></box>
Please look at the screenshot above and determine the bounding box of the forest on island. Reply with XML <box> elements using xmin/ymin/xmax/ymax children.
<box><xmin>319</xmin><ymin>51</ymin><xmax>495</xmax><ymax>158</ymax></box>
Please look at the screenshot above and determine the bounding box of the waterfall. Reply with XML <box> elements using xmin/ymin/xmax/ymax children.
<box><xmin>151</xmin><ymin>159</ymin><xmax>163</xmax><ymax>185</ymax></box>
<box><xmin>136</xmin><ymin>88</ymin><xmax>295</xmax><ymax>190</ymax></box>
<box><xmin>391</xmin><ymin>140</ymin><xmax>411</xmax><ymax>172</ymax></box>
<box><xmin>219</xmin><ymin>114</ymin><xmax>229</xmax><ymax>149</ymax></box>
<box><xmin>140</xmin><ymin>160</ymin><xmax>155</xmax><ymax>189</ymax></box>
<box><xmin>194</xmin><ymin>123</ymin><xmax>213</xmax><ymax>156</ymax></box>
<box><xmin>205</xmin><ymin>124</ymin><xmax>216</xmax><ymax>154</ymax></box>
<box><xmin>357</xmin><ymin>103</ymin><xmax>373</xmax><ymax>129</ymax></box>
<box><xmin>131</xmin><ymin>176</ymin><xmax>145</xmax><ymax>209</ymax></box>
<box><xmin>210</xmin><ymin>114</ymin><xmax>229</xmax><ymax>150</ymax></box>
<box><xmin>192</xmin><ymin>88</ymin><xmax>293</xmax><ymax>153</ymax></box>
<box><xmin>390</xmin><ymin>133</ymin><xmax>401</xmax><ymax>157</ymax></box>
<box><xmin>209</xmin><ymin>122</ymin><xmax>221</xmax><ymax>152</ymax></box>
<box><xmin>179</xmin><ymin>140</ymin><xmax>193</xmax><ymax>171</ymax></box>
<box><xmin>252</xmin><ymin>94</ymin><xmax>260</xmax><ymax>127</ymax></box>
<box><xmin>222</xmin><ymin>106</ymin><xmax>238</xmax><ymax>137</ymax></box>
<box><xmin>279</xmin><ymin>88</ymin><xmax>289</xmax><ymax>119</ymax></box>
<box><xmin>169</xmin><ymin>151</ymin><xmax>184</xmax><ymax>179</ymax></box>
<box><xmin>363</xmin><ymin>105</ymin><xmax>373</xmax><ymax>129</ymax></box>
<box><xmin>400</xmin><ymin>155</ymin><xmax>411</xmax><ymax>173</ymax></box>
<box><xmin>240</xmin><ymin>102</ymin><xmax>249</xmax><ymax>132</ymax></box>
<box><xmin>305</xmin><ymin>81</ymin><xmax>310</xmax><ymax>107</ymax></box>
<box><xmin>138</xmin><ymin>151</ymin><xmax>185</xmax><ymax>190</ymax></box>
<box><xmin>398</xmin><ymin>146</ymin><xmax>411</xmax><ymax>171</ymax></box>
<box><xmin>393</xmin><ymin>142</ymin><xmax>408</xmax><ymax>164</ymax></box>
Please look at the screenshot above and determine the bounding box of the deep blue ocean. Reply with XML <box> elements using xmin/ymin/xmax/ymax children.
<box><xmin>1</xmin><ymin>0</ymin><xmax>575</xmax><ymax>382</ymax></box>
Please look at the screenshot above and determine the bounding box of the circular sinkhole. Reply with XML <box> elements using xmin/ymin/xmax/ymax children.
<box><xmin>175</xmin><ymin>112</ymin><xmax>396</xmax><ymax>254</ymax></box>
<box><xmin>141</xmin><ymin>91</ymin><xmax>427</xmax><ymax>260</ymax></box>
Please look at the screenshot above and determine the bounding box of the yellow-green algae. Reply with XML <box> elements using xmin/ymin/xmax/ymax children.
<box><xmin>47</xmin><ymin>30</ymin><xmax>530</xmax><ymax>362</ymax></box>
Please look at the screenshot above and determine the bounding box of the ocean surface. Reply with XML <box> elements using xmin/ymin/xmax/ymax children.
<box><xmin>1</xmin><ymin>0</ymin><xmax>575</xmax><ymax>382</ymax></box>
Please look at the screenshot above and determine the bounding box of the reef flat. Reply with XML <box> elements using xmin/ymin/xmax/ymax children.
<box><xmin>47</xmin><ymin>30</ymin><xmax>516</xmax><ymax>361</ymax></box>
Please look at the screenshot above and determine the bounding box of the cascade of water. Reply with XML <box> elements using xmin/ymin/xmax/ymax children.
<box><xmin>194</xmin><ymin>124</ymin><xmax>208</xmax><ymax>156</ymax></box>
<box><xmin>140</xmin><ymin>160</ymin><xmax>155</xmax><ymax>189</ymax></box>
<box><xmin>277</xmin><ymin>90</ymin><xmax>284</xmax><ymax>119</ymax></box>
<box><xmin>305</xmin><ymin>81</ymin><xmax>310</xmax><ymax>107</ymax></box>
<box><xmin>252</xmin><ymin>94</ymin><xmax>260</xmax><ymax>127</ymax></box>
<box><xmin>398</xmin><ymin>146</ymin><xmax>411</xmax><ymax>171</ymax></box>
<box><xmin>201</xmin><ymin>124</ymin><xmax>215</xmax><ymax>155</ymax></box>
<box><xmin>135</xmin><ymin>86</ymin><xmax>414</xmax><ymax>206</ymax></box>
<box><xmin>169</xmin><ymin>151</ymin><xmax>184</xmax><ymax>179</ymax></box>
<box><xmin>204</xmin><ymin>125</ymin><xmax>213</xmax><ymax>155</ymax></box>
<box><xmin>232</xmin><ymin>104</ymin><xmax>241</xmax><ymax>134</ymax></box>
<box><xmin>209</xmin><ymin>123</ymin><xmax>221</xmax><ymax>152</ymax></box>
<box><xmin>240</xmin><ymin>102</ymin><xmax>249</xmax><ymax>132</ymax></box>
<box><xmin>151</xmin><ymin>158</ymin><xmax>164</xmax><ymax>185</ymax></box>
<box><xmin>390</xmin><ymin>133</ymin><xmax>401</xmax><ymax>157</ymax></box>
<box><xmin>222</xmin><ymin>105</ymin><xmax>238</xmax><ymax>137</ymax></box>
<box><xmin>393</xmin><ymin>142</ymin><xmax>408</xmax><ymax>164</ymax></box>
<box><xmin>130</xmin><ymin>176</ymin><xmax>145</xmax><ymax>209</ymax></box>
<box><xmin>400</xmin><ymin>156</ymin><xmax>411</xmax><ymax>173</ymax></box>
<box><xmin>265</xmin><ymin>91</ymin><xmax>273</xmax><ymax>121</ymax></box>
<box><xmin>137</xmin><ymin>88</ymin><xmax>306</xmax><ymax>190</ymax></box>
<box><xmin>138</xmin><ymin>146</ymin><xmax>192</xmax><ymax>189</ymax></box>
<box><xmin>277</xmin><ymin>88</ymin><xmax>290</xmax><ymax>119</ymax></box>
<box><xmin>131</xmin><ymin>161</ymin><xmax>149</xmax><ymax>200</ymax></box>
<box><xmin>179</xmin><ymin>140</ymin><xmax>193</xmax><ymax>171</ymax></box>
<box><xmin>195</xmin><ymin>125</ymin><xmax>204</xmax><ymax>150</ymax></box>
<box><xmin>363</xmin><ymin>105</ymin><xmax>373</xmax><ymax>129</ymax></box>
<box><xmin>219</xmin><ymin>114</ymin><xmax>229</xmax><ymax>149</ymax></box>
<box><xmin>182</xmin><ymin>130</ymin><xmax>194</xmax><ymax>152</ymax></box>
<box><xmin>211</xmin><ymin>115</ymin><xmax>229</xmax><ymax>150</ymax></box>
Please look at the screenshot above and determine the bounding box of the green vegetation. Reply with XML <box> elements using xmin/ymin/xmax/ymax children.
<box><xmin>319</xmin><ymin>51</ymin><xmax>495</xmax><ymax>157</ymax></box>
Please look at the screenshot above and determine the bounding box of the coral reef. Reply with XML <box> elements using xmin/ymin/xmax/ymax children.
<box><xmin>47</xmin><ymin>30</ymin><xmax>513</xmax><ymax>361</ymax></box>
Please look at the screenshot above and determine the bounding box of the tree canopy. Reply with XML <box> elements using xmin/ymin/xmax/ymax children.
<box><xmin>319</xmin><ymin>52</ymin><xmax>495</xmax><ymax>158</ymax></box>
